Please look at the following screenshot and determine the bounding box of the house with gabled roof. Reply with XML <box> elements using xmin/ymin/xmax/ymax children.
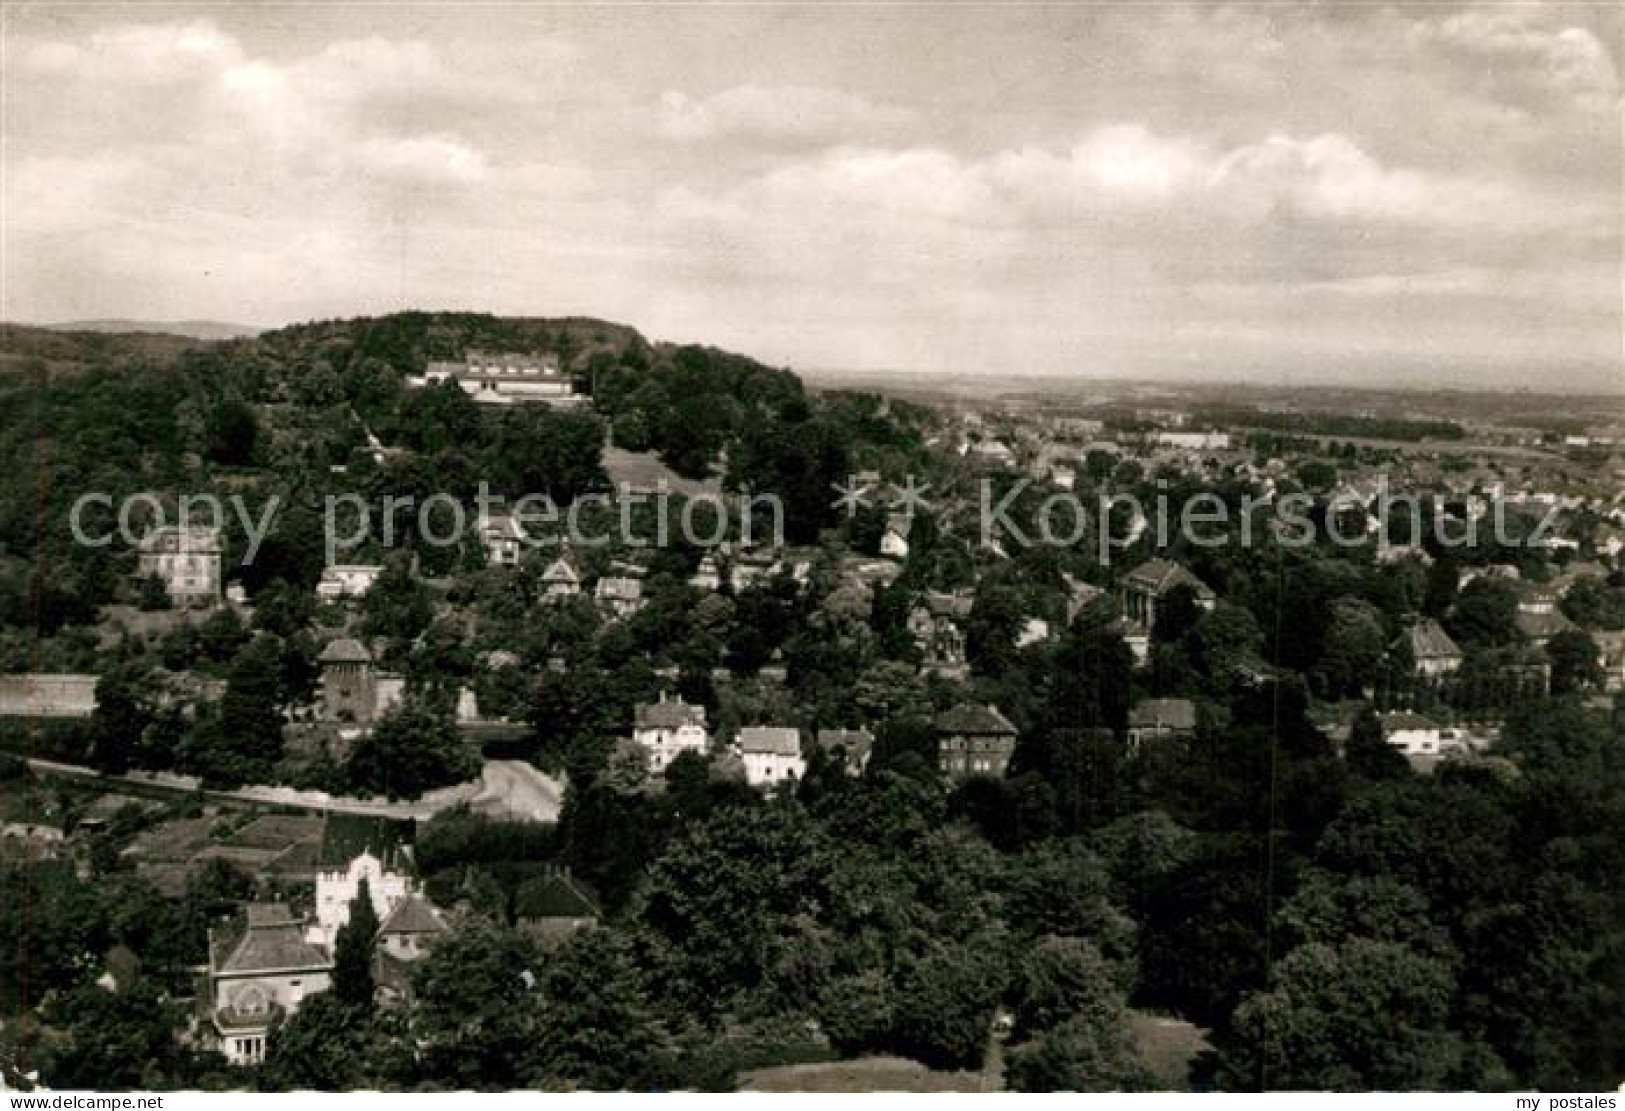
<box><xmin>541</xmin><ymin>554</ymin><xmax>581</xmax><ymax>599</ymax></box>
<box><xmin>814</xmin><ymin>728</ymin><xmax>875</xmax><ymax>775</ymax></box>
<box><xmin>1120</xmin><ymin>559</ymin><xmax>1215</xmax><ymax>630</ymax></box>
<box><xmin>1396</xmin><ymin>617</ymin><xmax>1463</xmax><ymax>678</ymax></box>
<box><xmin>632</xmin><ymin>692</ymin><xmax>709</xmax><ymax>772</ymax></box>
<box><xmin>738</xmin><ymin>726</ymin><xmax>805</xmax><ymax>787</ymax></box>
<box><xmin>377</xmin><ymin>892</ymin><xmax>449</xmax><ymax>963</ymax></box>
<box><xmin>206</xmin><ymin>904</ymin><xmax>333</xmax><ymax>1066</ymax></box>
<box><xmin>477</xmin><ymin>512</ymin><xmax>527</xmax><ymax>567</ymax></box>
<box><xmin>1127</xmin><ymin>697</ymin><xmax>1198</xmax><ymax>747</ymax></box>
<box><xmin>595</xmin><ymin>575</ymin><xmax>644</xmax><ymax>618</ymax></box>
<box><xmin>515</xmin><ymin>868</ymin><xmax>600</xmax><ymax>945</ymax></box>
<box><xmin>935</xmin><ymin>703</ymin><xmax>1018</xmax><ymax>780</ymax></box>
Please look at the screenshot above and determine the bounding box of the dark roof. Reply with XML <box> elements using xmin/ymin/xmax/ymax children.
<box><xmin>634</xmin><ymin>694</ymin><xmax>706</xmax><ymax>731</ymax></box>
<box><xmin>514</xmin><ymin>871</ymin><xmax>599</xmax><ymax>921</ymax></box>
<box><xmin>1400</xmin><ymin>618</ymin><xmax>1462</xmax><ymax>660</ymax></box>
<box><xmin>1381</xmin><ymin>712</ymin><xmax>1439</xmax><ymax>732</ymax></box>
<box><xmin>935</xmin><ymin>703</ymin><xmax>1017</xmax><ymax>737</ymax></box>
<box><xmin>815</xmin><ymin>728</ymin><xmax>875</xmax><ymax>761</ymax></box>
<box><xmin>1123</xmin><ymin>558</ymin><xmax>1214</xmax><ymax>600</ymax></box>
<box><xmin>214</xmin><ymin>904</ymin><xmax>332</xmax><ymax>975</ymax></box>
<box><xmin>919</xmin><ymin>590</ymin><xmax>974</xmax><ymax>619</ymax></box>
<box><xmin>1128</xmin><ymin>698</ymin><xmax>1197</xmax><ymax>731</ymax></box>
<box><xmin>318</xmin><ymin>637</ymin><xmax>371</xmax><ymax>664</ymax></box>
<box><xmin>379</xmin><ymin>893</ymin><xmax>448</xmax><ymax>936</ymax></box>
<box><xmin>738</xmin><ymin>726</ymin><xmax>802</xmax><ymax>756</ymax></box>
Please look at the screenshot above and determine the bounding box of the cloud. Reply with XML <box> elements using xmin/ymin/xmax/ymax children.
<box><xmin>690</xmin><ymin>125</ymin><xmax>1566</xmax><ymax>238</ymax></box>
<box><xmin>355</xmin><ymin>135</ymin><xmax>489</xmax><ymax>186</ymax></box>
<box><xmin>655</xmin><ymin>85</ymin><xmax>914</xmax><ymax>146</ymax></box>
<box><xmin>1414</xmin><ymin>4</ymin><xmax>1620</xmax><ymax>113</ymax></box>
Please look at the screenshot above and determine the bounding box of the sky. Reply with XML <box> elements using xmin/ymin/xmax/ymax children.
<box><xmin>2</xmin><ymin>2</ymin><xmax>1621</xmax><ymax>390</ymax></box>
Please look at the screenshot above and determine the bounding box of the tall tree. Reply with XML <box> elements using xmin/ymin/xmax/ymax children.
<box><xmin>332</xmin><ymin>878</ymin><xmax>379</xmax><ymax>1010</ymax></box>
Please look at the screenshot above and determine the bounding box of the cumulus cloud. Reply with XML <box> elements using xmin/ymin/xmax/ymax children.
<box><xmin>1414</xmin><ymin>3</ymin><xmax>1621</xmax><ymax>113</ymax></box>
<box><xmin>2</xmin><ymin>5</ymin><xmax>1618</xmax><ymax>387</ymax></box>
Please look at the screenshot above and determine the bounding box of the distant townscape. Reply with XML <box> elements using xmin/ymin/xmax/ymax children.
<box><xmin>0</xmin><ymin>312</ymin><xmax>1621</xmax><ymax>1093</ymax></box>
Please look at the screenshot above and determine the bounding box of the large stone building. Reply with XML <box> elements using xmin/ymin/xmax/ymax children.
<box><xmin>136</xmin><ymin>525</ymin><xmax>222</xmax><ymax>605</ymax></box>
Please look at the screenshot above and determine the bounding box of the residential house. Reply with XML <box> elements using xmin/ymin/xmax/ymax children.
<box><xmin>315</xmin><ymin>564</ymin><xmax>382</xmax><ymax>602</ymax></box>
<box><xmin>541</xmin><ymin>555</ymin><xmax>581</xmax><ymax>599</ymax></box>
<box><xmin>594</xmin><ymin>576</ymin><xmax>645</xmax><ymax>619</ymax></box>
<box><xmin>814</xmin><ymin>728</ymin><xmax>875</xmax><ymax>775</ymax></box>
<box><xmin>689</xmin><ymin>554</ymin><xmax>722</xmax><ymax>591</ymax></box>
<box><xmin>376</xmin><ymin>893</ymin><xmax>449</xmax><ymax>963</ymax></box>
<box><xmin>136</xmin><ymin>525</ymin><xmax>222</xmax><ymax>605</ymax></box>
<box><xmin>1592</xmin><ymin>630</ymin><xmax>1625</xmax><ymax>692</ymax></box>
<box><xmin>738</xmin><ymin>726</ymin><xmax>805</xmax><ymax>787</ymax></box>
<box><xmin>935</xmin><ymin>703</ymin><xmax>1018</xmax><ymax>780</ymax></box>
<box><xmin>1127</xmin><ymin>698</ymin><xmax>1197</xmax><ymax>747</ymax></box>
<box><xmin>1015</xmin><ymin>617</ymin><xmax>1051</xmax><ymax>648</ymax></box>
<box><xmin>1396</xmin><ymin>617</ymin><xmax>1464</xmax><ymax>678</ymax></box>
<box><xmin>908</xmin><ymin>590</ymin><xmax>973</xmax><ymax>669</ymax></box>
<box><xmin>308</xmin><ymin>851</ymin><xmax>413</xmax><ymax>949</ymax></box>
<box><xmin>632</xmin><ymin>693</ymin><xmax>710</xmax><ymax>773</ymax></box>
<box><xmin>880</xmin><ymin>514</ymin><xmax>912</xmax><ymax>560</ymax></box>
<box><xmin>1062</xmin><ymin>573</ymin><xmax>1109</xmax><ymax>626</ymax></box>
<box><xmin>206</xmin><ymin>904</ymin><xmax>333</xmax><ymax>1066</ymax></box>
<box><xmin>1380</xmin><ymin>712</ymin><xmax>1445</xmax><ymax>757</ymax></box>
<box><xmin>1514</xmin><ymin>585</ymin><xmax>1575</xmax><ymax>646</ymax></box>
<box><xmin>515</xmin><ymin>868</ymin><xmax>600</xmax><ymax>945</ymax></box>
<box><xmin>478</xmin><ymin>513</ymin><xmax>526</xmax><ymax>567</ymax></box>
<box><xmin>1120</xmin><ymin>559</ymin><xmax>1215</xmax><ymax>631</ymax></box>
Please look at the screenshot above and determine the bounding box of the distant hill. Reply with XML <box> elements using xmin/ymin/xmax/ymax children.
<box><xmin>0</xmin><ymin>322</ymin><xmax>205</xmax><ymax>379</ymax></box>
<box><xmin>43</xmin><ymin>319</ymin><xmax>262</xmax><ymax>341</ymax></box>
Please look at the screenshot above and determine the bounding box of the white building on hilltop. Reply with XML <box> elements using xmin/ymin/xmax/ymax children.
<box><xmin>307</xmin><ymin>851</ymin><xmax>412</xmax><ymax>949</ymax></box>
<box><xmin>411</xmin><ymin>350</ymin><xmax>585</xmax><ymax>406</ymax></box>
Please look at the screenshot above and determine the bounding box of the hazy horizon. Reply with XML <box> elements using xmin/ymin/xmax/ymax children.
<box><xmin>4</xmin><ymin>3</ymin><xmax>1621</xmax><ymax>391</ymax></box>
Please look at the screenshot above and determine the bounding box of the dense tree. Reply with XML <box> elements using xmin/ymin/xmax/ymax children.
<box><xmin>1215</xmin><ymin>940</ymin><xmax>1468</xmax><ymax>1090</ymax></box>
<box><xmin>346</xmin><ymin>694</ymin><xmax>479</xmax><ymax>800</ymax></box>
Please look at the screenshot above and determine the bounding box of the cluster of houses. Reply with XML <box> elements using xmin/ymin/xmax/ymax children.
<box><xmin>200</xmin><ymin>849</ymin><xmax>598</xmax><ymax>1065</ymax></box>
<box><xmin>202</xmin><ymin>851</ymin><xmax>447</xmax><ymax>1065</ymax></box>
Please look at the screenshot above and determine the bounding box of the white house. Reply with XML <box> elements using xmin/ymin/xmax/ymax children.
<box><xmin>632</xmin><ymin>693</ymin><xmax>709</xmax><ymax>772</ymax></box>
<box><xmin>478</xmin><ymin>513</ymin><xmax>526</xmax><ymax>567</ymax></box>
<box><xmin>541</xmin><ymin>555</ymin><xmax>581</xmax><ymax>599</ymax></box>
<box><xmin>207</xmin><ymin>904</ymin><xmax>333</xmax><ymax>1066</ymax></box>
<box><xmin>738</xmin><ymin>726</ymin><xmax>805</xmax><ymax>788</ymax></box>
<box><xmin>1381</xmin><ymin>712</ymin><xmax>1444</xmax><ymax>756</ymax></box>
<box><xmin>136</xmin><ymin>525</ymin><xmax>222</xmax><ymax>605</ymax></box>
<box><xmin>315</xmin><ymin>564</ymin><xmax>383</xmax><ymax>601</ymax></box>
<box><xmin>880</xmin><ymin>514</ymin><xmax>912</xmax><ymax>560</ymax></box>
<box><xmin>308</xmin><ymin>851</ymin><xmax>412</xmax><ymax>949</ymax></box>
<box><xmin>411</xmin><ymin>350</ymin><xmax>585</xmax><ymax>407</ymax></box>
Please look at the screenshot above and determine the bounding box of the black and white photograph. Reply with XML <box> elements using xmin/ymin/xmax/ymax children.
<box><xmin>0</xmin><ymin>0</ymin><xmax>1621</xmax><ymax>1097</ymax></box>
